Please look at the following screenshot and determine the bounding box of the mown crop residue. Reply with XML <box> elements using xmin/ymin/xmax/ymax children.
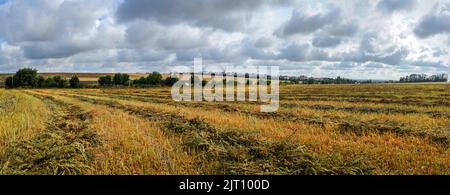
<box><xmin>0</xmin><ymin>93</ymin><xmax>17</xmax><ymax>113</ymax></box>
<box><xmin>0</xmin><ymin>94</ymin><xmax>100</xmax><ymax>175</ymax></box>
<box><xmin>62</xmin><ymin>92</ymin><xmax>449</xmax><ymax>147</ymax></box>
<box><xmin>65</xmin><ymin>94</ymin><xmax>371</xmax><ymax>175</ymax></box>
<box><xmin>163</xmin><ymin>118</ymin><xmax>371</xmax><ymax>175</ymax></box>
<box><xmin>337</xmin><ymin>119</ymin><xmax>450</xmax><ymax>146</ymax></box>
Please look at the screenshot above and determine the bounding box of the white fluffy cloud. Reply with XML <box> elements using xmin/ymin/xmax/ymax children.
<box><xmin>0</xmin><ymin>0</ymin><xmax>448</xmax><ymax>80</ymax></box>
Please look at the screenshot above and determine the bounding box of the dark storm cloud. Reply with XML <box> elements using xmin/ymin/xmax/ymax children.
<box><xmin>312</xmin><ymin>36</ymin><xmax>342</xmax><ymax>48</ymax></box>
<box><xmin>327</xmin><ymin>22</ymin><xmax>359</xmax><ymax>37</ymax></box>
<box><xmin>377</xmin><ymin>0</ymin><xmax>417</xmax><ymax>13</ymax></box>
<box><xmin>414</xmin><ymin>8</ymin><xmax>450</xmax><ymax>38</ymax></box>
<box><xmin>23</xmin><ymin>43</ymin><xmax>89</xmax><ymax>59</ymax></box>
<box><xmin>0</xmin><ymin>0</ymin><xmax>121</xmax><ymax>60</ymax></box>
<box><xmin>342</xmin><ymin>47</ymin><xmax>410</xmax><ymax>66</ymax></box>
<box><xmin>278</xmin><ymin>6</ymin><xmax>341</xmax><ymax>36</ymax></box>
<box><xmin>241</xmin><ymin>41</ymin><xmax>277</xmax><ymax>60</ymax></box>
<box><xmin>278</xmin><ymin>43</ymin><xmax>310</xmax><ymax>61</ymax></box>
<box><xmin>253</xmin><ymin>37</ymin><xmax>275</xmax><ymax>48</ymax></box>
<box><xmin>116</xmin><ymin>0</ymin><xmax>263</xmax><ymax>32</ymax></box>
<box><xmin>117</xmin><ymin>49</ymin><xmax>169</xmax><ymax>63</ymax></box>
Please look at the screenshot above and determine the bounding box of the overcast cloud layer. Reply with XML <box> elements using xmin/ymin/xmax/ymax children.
<box><xmin>0</xmin><ymin>0</ymin><xmax>449</xmax><ymax>80</ymax></box>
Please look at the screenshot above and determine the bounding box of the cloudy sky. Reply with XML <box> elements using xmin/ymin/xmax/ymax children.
<box><xmin>0</xmin><ymin>0</ymin><xmax>449</xmax><ymax>80</ymax></box>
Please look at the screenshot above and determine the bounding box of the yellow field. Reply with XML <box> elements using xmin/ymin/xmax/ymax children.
<box><xmin>0</xmin><ymin>84</ymin><xmax>448</xmax><ymax>175</ymax></box>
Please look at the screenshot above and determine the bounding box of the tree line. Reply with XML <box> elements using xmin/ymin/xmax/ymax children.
<box><xmin>4</xmin><ymin>68</ymin><xmax>276</xmax><ymax>89</ymax></box>
<box><xmin>4</xmin><ymin>68</ymin><xmax>179</xmax><ymax>89</ymax></box>
<box><xmin>97</xmin><ymin>72</ymin><xmax>179</xmax><ymax>87</ymax></box>
<box><xmin>399</xmin><ymin>73</ymin><xmax>448</xmax><ymax>83</ymax></box>
<box><xmin>4</xmin><ymin>68</ymin><xmax>81</xmax><ymax>89</ymax></box>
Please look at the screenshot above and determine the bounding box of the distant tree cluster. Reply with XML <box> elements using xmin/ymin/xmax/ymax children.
<box><xmin>98</xmin><ymin>73</ymin><xmax>130</xmax><ymax>86</ymax></box>
<box><xmin>186</xmin><ymin>73</ymin><xmax>270</xmax><ymax>87</ymax></box>
<box><xmin>113</xmin><ymin>73</ymin><xmax>130</xmax><ymax>86</ymax></box>
<box><xmin>98</xmin><ymin>75</ymin><xmax>113</xmax><ymax>86</ymax></box>
<box><xmin>279</xmin><ymin>75</ymin><xmax>358</xmax><ymax>85</ymax></box>
<box><xmin>98</xmin><ymin>72</ymin><xmax>179</xmax><ymax>87</ymax></box>
<box><xmin>302</xmin><ymin>76</ymin><xmax>357</xmax><ymax>84</ymax></box>
<box><xmin>5</xmin><ymin>68</ymin><xmax>81</xmax><ymax>89</ymax></box>
<box><xmin>133</xmin><ymin>72</ymin><xmax>163</xmax><ymax>86</ymax></box>
<box><xmin>400</xmin><ymin>73</ymin><xmax>448</xmax><ymax>83</ymax></box>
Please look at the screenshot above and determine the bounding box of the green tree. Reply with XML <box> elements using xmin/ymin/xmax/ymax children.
<box><xmin>147</xmin><ymin>72</ymin><xmax>162</xmax><ymax>85</ymax></box>
<box><xmin>163</xmin><ymin>77</ymin><xmax>179</xmax><ymax>86</ymax></box>
<box><xmin>37</xmin><ymin>76</ymin><xmax>46</xmax><ymax>88</ymax></box>
<box><xmin>53</xmin><ymin>76</ymin><xmax>67</xmax><ymax>88</ymax></box>
<box><xmin>12</xmin><ymin>68</ymin><xmax>39</xmax><ymax>88</ymax></box>
<box><xmin>4</xmin><ymin>76</ymin><xmax>14</xmax><ymax>88</ymax></box>
<box><xmin>69</xmin><ymin>76</ymin><xmax>81</xmax><ymax>88</ymax></box>
<box><xmin>113</xmin><ymin>73</ymin><xmax>130</xmax><ymax>85</ymax></box>
<box><xmin>133</xmin><ymin>77</ymin><xmax>148</xmax><ymax>86</ymax></box>
<box><xmin>45</xmin><ymin>77</ymin><xmax>57</xmax><ymax>88</ymax></box>
<box><xmin>98</xmin><ymin>75</ymin><xmax>113</xmax><ymax>86</ymax></box>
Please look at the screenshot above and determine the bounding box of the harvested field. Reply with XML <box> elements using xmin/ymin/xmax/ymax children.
<box><xmin>0</xmin><ymin>83</ymin><xmax>449</xmax><ymax>175</ymax></box>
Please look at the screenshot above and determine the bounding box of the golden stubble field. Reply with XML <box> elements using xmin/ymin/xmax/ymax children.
<box><xmin>0</xmin><ymin>83</ymin><xmax>448</xmax><ymax>175</ymax></box>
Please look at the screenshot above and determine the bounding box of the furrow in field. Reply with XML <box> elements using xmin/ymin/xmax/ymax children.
<box><xmin>47</xmin><ymin>90</ymin><xmax>373</xmax><ymax>175</ymax></box>
<box><xmin>1</xmin><ymin>92</ymin><xmax>99</xmax><ymax>175</ymax></box>
<box><xmin>86</xmin><ymin>88</ymin><xmax>450</xmax><ymax>108</ymax></box>
<box><xmin>280</xmin><ymin>85</ymin><xmax>450</xmax><ymax>106</ymax></box>
<box><xmin>282</xmin><ymin>96</ymin><xmax>450</xmax><ymax>107</ymax></box>
<box><xmin>58</xmin><ymin>89</ymin><xmax>450</xmax><ymax>119</ymax></box>
<box><xmin>37</xmin><ymin>89</ymin><xmax>450</xmax><ymax>174</ymax></box>
<box><xmin>54</xmin><ymin>90</ymin><xmax>449</xmax><ymax>146</ymax></box>
<box><xmin>27</xmin><ymin>90</ymin><xmax>198</xmax><ymax>175</ymax></box>
<box><xmin>72</xmin><ymin>89</ymin><xmax>450</xmax><ymax>119</ymax></box>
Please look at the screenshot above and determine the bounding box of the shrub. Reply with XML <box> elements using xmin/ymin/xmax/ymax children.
<box><xmin>163</xmin><ymin>77</ymin><xmax>179</xmax><ymax>86</ymax></box>
<box><xmin>147</xmin><ymin>72</ymin><xmax>163</xmax><ymax>85</ymax></box>
<box><xmin>113</xmin><ymin>73</ymin><xmax>130</xmax><ymax>86</ymax></box>
<box><xmin>37</xmin><ymin>76</ymin><xmax>46</xmax><ymax>88</ymax></box>
<box><xmin>45</xmin><ymin>77</ymin><xmax>57</xmax><ymax>88</ymax></box>
<box><xmin>4</xmin><ymin>77</ymin><xmax>14</xmax><ymax>88</ymax></box>
<box><xmin>98</xmin><ymin>75</ymin><xmax>113</xmax><ymax>86</ymax></box>
<box><xmin>69</xmin><ymin>76</ymin><xmax>81</xmax><ymax>88</ymax></box>
<box><xmin>133</xmin><ymin>77</ymin><xmax>148</xmax><ymax>86</ymax></box>
<box><xmin>53</xmin><ymin>76</ymin><xmax>68</xmax><ymax>88</ymax></box>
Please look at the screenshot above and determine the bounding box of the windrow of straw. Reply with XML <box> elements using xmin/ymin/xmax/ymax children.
<box><xmin>66</xmin><ymin>94</ymin><xmax>371</xmax><ymax>175</ymax></box>
<box><xmin>0</xmin><ymin>94</ymin><xmax>100</xmax><ymax>175</ymax></box>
